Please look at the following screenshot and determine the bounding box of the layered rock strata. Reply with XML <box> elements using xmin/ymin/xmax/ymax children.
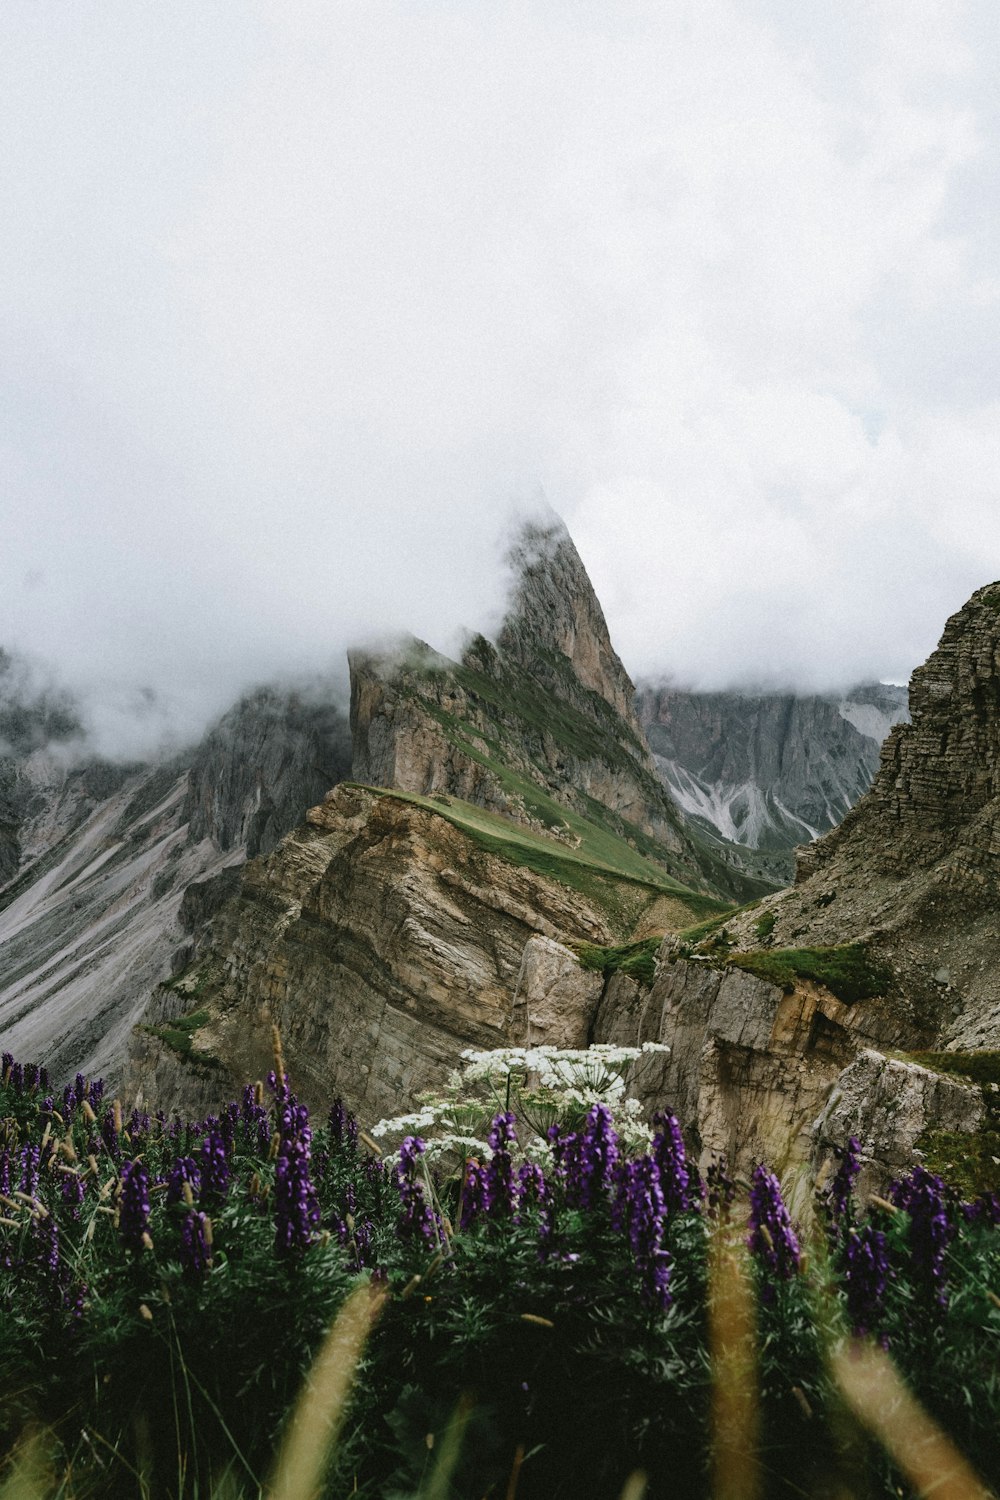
<box><xmin>718</xmin><ymin>582</ymin><xmax>1000</xmax><ymax>1050</ymax></box>
<box><xmin>126</xmin><ymin>785</ymin><xmax>642</xmax><ymax>1121</ymax></box>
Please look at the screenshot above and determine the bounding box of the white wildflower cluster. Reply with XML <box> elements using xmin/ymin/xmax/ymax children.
<box><xmin>369</xmin><ymin>1042</ymin><xmax>670</xmax><ymax>1162</ymax></box>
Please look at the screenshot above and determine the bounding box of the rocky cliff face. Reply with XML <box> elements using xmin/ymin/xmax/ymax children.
<box><xmin>725</xmin><ymin>581</ymin><xmax>1000</xmax><ymax>1052</ymax></box>
<box><xmin>0</xmin><ymin>682</ymin><xmax>350</xmax><ymax>1082</ymax></box>
<box><xmin>637</xmin><ymin>682</ymin><xmax>908</xmax><ymax>884</ymax></box>
<box><xmin>183</xmin><ymin>686</ymin><xmax>352</xmax><ymax>857</ymax></box>
<box><xmin>125</xmin><ymin>783</ymin><xmax>648</xmax><ymax>1121</ymax></box>
<box><xmin>592</xmin><ymin>943</ymin><xmax>986</xmax><ymax>1210</ymax></box>
<box><xmin>351</xmin><ymin>519</ymin><xmax>771</xmax><ymax>906</ymax></box>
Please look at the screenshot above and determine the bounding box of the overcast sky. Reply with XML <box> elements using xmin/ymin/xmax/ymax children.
<box><xmin>2</xmin><ymin>1</ymin><xmax>1000</xmax><ymax>753</ymax></box>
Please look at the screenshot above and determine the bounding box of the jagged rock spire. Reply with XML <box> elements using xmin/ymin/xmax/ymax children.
<box><xmin>495</xmin><ymin>515</ymin><xmax>640</xmax><ymax>727</ymax></box>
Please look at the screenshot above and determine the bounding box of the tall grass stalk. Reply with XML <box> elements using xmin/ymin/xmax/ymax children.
<box><xmin>267</xmin><ymin>1279</ymin><xmax>386</xmax><ymax>1500</ymax></box>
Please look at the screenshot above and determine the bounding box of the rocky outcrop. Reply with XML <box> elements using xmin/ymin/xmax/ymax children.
<box><xmin>718</xmin><ymin>581</ymin><xmax>1000</xmax><ymax>1051</ymax></box>
<box><xmin>126</xmin><ymin>784</ymin><xmax>650</xmax><ymax>1121</ymax></box>
<box><xmin>183</xmin><ymin>686</ymin><xmax>351</xmax><ymax>857</ymax></box>
<box><xmin>350</xmin><ymin>519</ymin><xmax>771</xmax><ymax>906</ymax></box>
<box><xmin>637</xmin><ymin>682</ymin><xmax>908</xmax><ymax>884</ymax></box>
<box><xmin>496</xmin><ymin>518</ymin><xmax>640</xmax><ymax>727</ymax></box>
<box><xmin>811</xmin><ymin>1050</ymin><xmax>983</xmax><ymax>1198</ymax></box>
<box><xmin>599</xmin><ymin>945</ymin><xmax>989</xmax><ymax>1207</ymax></box>
<box><xmin>1</xmin><ymin>682</ymin><xmax>351</xmax><ymax>1083</ymax></box>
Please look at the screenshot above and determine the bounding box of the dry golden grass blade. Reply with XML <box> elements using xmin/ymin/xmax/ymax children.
<box><xmin>267</xmin><ymin>1279</ymin><xmax>387</xmax><ymax>1500</ymax></box>
<box><xmin>617</xmin><ymin>1470</ymin><xmax>648</xmax><ymax>1500</ymax></box>
<box><xmin>0</xmin><ymin>1430</ymin><xmax>53</xmax><ymax>1500</ymax></box>
<box><xmin>708</xmin><ymin>1226</ymin><xmax>760</xmax><ymax>1500</ymax></box>
<box><xmin>832</xmin><ymin>1339</ymin><xmax>993</xmax><ymax>1500</ymax></box>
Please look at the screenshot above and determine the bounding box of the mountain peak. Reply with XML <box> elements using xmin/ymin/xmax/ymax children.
<box><xmin>495</xmin><ymin>516</ymin><xmax>638</xmax><ymax>724</ymax></box>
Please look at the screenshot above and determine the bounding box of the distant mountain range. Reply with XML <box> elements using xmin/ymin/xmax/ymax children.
<box><xmin>2</xmin><ymin>518</ymin><xmax>906</xmax><ymax>1089</ymax></box>
<box><xmin>636</xmin><ymin>681</ymin><xmax>909</xmax><ymax>883</ymax></box>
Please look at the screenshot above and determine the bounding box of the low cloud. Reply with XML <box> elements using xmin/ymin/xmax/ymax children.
<box><xmin>1</xmin><ymin>2</ymin><xmax>998</xmax><ymax>751</ymax></box>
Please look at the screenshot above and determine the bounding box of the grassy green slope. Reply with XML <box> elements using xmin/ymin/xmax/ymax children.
<box><xmin>359</xmin><ymin>783</ymin><xmax>731</xmax><ymax>932</ymax></box>
<box><xmin>393</xmin><ymin>652</ymin><xmax>770</xmax><ymax>904</ymax></box>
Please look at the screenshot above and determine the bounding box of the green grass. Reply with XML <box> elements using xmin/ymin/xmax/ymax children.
<box><xmin>903</xmin><ymin>1052</ymin><xmax>1000</xmax><ymax>1195</ymax></box>
<box><xmin>725</xmin><ymin>943</ymin><xmax>892</xmax><ymax>1005</ymax></box>
<box><xmin>357</xmin><ymin>781</ymin><xmax>730</xmax><ymax>926</ymax></box>
<box><xmin>754</xmin><ymin>910</ymin><xmax>777</xmax><ymax>943</ymax></box>
<box><xmin>142</xmin><ymin>1008</ymin><xmax>222</xmax><ymax>1066</ymax></box>
<box><xmin>572</xmin><ymin>937</ymin><xmax>662</xmax><ymax>988</ymax></box>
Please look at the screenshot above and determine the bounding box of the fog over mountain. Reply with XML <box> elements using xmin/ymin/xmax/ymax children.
<box><xmin>4</xmin><ymin>3</ymin><xmax>1000</xmax><ymax>753</ymax></box>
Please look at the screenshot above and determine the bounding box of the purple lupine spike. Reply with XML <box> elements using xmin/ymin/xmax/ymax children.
<box><xmin>198</xmin><ymin>1129</ymin><xmax>230</xmax><ymax>1202</ymax></box>
<box><xmin>61</xmin><ymin>1172</ymin><xmax>87</xmax><ymax>1219</ymax></box>
<box><xmin>460</xmin><ymin>1158</ymin><xmax>487</xmax><ymax>1230</ymax></box>
<box><xmin>273</xmin><ymin>1108</ymin><xmax>320</xmax><ymax>1256</ymax></box>
<box><xmin>18</xmin><ymin>1145</ymin><xmax>40</xmax><ymax>1196</ymax></box>
<box><xmin>166</xmin><ymin>1156</ymin><xmax>202</xmax><ymax>1206</ymax></box>
<box><xmin>179</xmin><ymin>1211</ymin><xmax>213</xmax><ymax>1279</ymax></box>
<box><xmin>962</xmin><ymin>1192</ymin><xmax>1000</xmax><ymax>1226</ymax></box>
<box><xmin>395</xmin><ymin>1136</ymin><xmax>439</xmax><ymax>1245</ymax></box>
<box><xmin>516</xmin><ymin>1161</ymin><xmax>548</xmax><ymax>1216</ymax></box>
<box><xmin>620</xmin><ymin>1156</ymin><xmax>672</xmax><ymax>1308</ymax></box>
<box><xmin>826</xmin><ymin>1137</ymin><xmax>862</xmax><ymax>1226</ymax></box>
<box><xmin>565</xmin><ymin>1104</ymin><xmax>619</xmax><ymax>1212</ymax></box>
<box><xmin>9</xmin><ymin>1063</ymin><xmax>23</xmax><ymax>1094</ymax></box>
<box><xmin>37</xmin><ymin>1214</ymin><xmax>60</xmax><ymax>1277</ymax></box>
<box><xmin>118</xmin><ymin>1161</ymin><xmax>152</xmax><ymax>1254</ymax></box>
<box><xmin>100</xmin><ymin>1108</ymin><xmax>121</xmax><ymax>1163</ymax></box>
<box><xmin>843</xmin><ymin>1224</ymin><xmax>891</xmax><ymax>1340</ymax></box>
<box><xmin>0</xmin><ymin>1151</ymin><xmax>9</xmax><ymax>1196</ymax></box>
<box><xmin>749</xmin><ymin>1166</ymin><xmax>801</xmax><ymax>1297</ymax></box>
<box><xmin>651</xmin><ymin>1112</ymin><xmax>692</xmax><ymax>1213</ymax></box>
<box><xmin>88</xmin><ymin>1078</ymin><xmax>105</xmax><ymax>1107</ymax></box>
<box><xmin>485</xmin><ymin>1112</ymin><xmax>518</xmax><ymax>1219</ymax></box>
<box><xmin>890</xmin><ymin>1166</ymin><xmax>954</xmax><ymax>1310</ymax></box>
<box><xmin>353</xmin><ymin>1217</ymin><xmax>375</xmax><ymax>1267</ymax></box>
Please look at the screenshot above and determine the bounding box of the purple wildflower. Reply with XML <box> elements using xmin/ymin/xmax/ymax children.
<box><xmin>651</xmin><ymin>1112</ymin><xmax>692</xmax><ymax>1213</ymax></box>
<box><xmin>273</xmin><ymin>1105</ymin><xmax>320</xmax><ymax>1257</ymax></box>
<box><xmin>619</xmin><ymin>1156</ymin><xmax>672</xmax><ymax>1308</ymax></box>
<box><xmin>749</xmin><ymin>1166</ymin><xmax>801</xmax><ymax>1298</ymax></box>
<box><xmin>460</xmin><ymin>1158</ymin><xmax>488</xmax><ymax>1230</ymax></box>
<box><xmin>826</xmin><ymin>1137</ymin><xmax>862</xmax><ymax>1226</ymax></box>
<box><xmin>0</xmin><ymin>1151</ymin><xmax>9</xmax><ymax>1196</ymax></box>
<box><xmin>843</xmin><ymin>1224</ymin><xmax>891</xmax><ymax>1340</ymax></box>
<box><xmin>566</xmin><ymin>1104</ymin><xmax>619</xmax><ymax>1212</ymax></box>
<box><xmin>705</xmin><ymin>1157</ymin><xmax>736</xmax><ymax>1216</ymax></box>
<box><xmin>396</xmin><ymin>1136</ymin><xmax>439</xmax><ymax>1245</ymax></box>
<box><xmin>118</xmin><ymin>1161</ymin><xmax>152</xmax><ymax>1254</ymax></box>
<box><xmin>963</xmin><ymin>1192</ymin><xmax>1000</xmax><ymax>1226</ymax></box>
<box><xmin>166</xmin><ymin>1156</ymin><xmax>202</xmax><ymax>1206</ymax></box>
<box><xmin>485</xmin><ymin>1112</ymin><xmax>518</xmax><ymax>1219</ymax></box>
<box><xmin>328</xmin><ymin>1097</ymin><xmax>359</xmax><ymax>1153</ymax></box>
<box><xmin>180</xmin><ymin>1211</ymin><xmax>213</xmax><ymax>1279</ymax></box>
<box><xmin>61</xmin><ymin>1172</ymin><xmax>87</xmax><ymax>1219</ymax></box>
<box><xmin>516</xmin><ymin>1161</ymin><xmax>548</xmax><ymax>1216</ymax></box>
<box><xmin>890</xmin><ymin>1166</ymin><xmax>954</xmax><ymax>1310</ymax></box>
<box><xmin>198</xmin><ymin>1128</ymin><xmax>230</xmax><ymax>1202</ymax></box>
<box><xmin>18</xmin><ymin>1145</ymin><xmax>40</xmax><ymax>1196</ymax></box>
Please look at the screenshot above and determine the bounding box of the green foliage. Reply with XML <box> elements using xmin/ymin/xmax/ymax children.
<box><xmin>754</xmin><ymin>910</ymin><xmax>777</xmax><ymax>944</ymax></box>
<box><xmin>726</xmin><ymin>944</ymin><xmax>892</xmax><ymax>1005</ymax></box>
<box><xmin>144</xmin><ymin>1008</ymin><xmax>220</xmax><ymax>1063</ymax></box>
<box><xmin>3</xmin><ymin>1054</ymin><xmax>1000</xmax><ymax>1497</ymax></box>
<box><xmin>359</xmin><ymin>783</ymin><xmax>723</xmax><ymax>938</ymax></box>
<box><xmin>572</xmin><ymin>938</ymin><xmax>662</xmax><ymax>988</ymax></box>
<box><xmin>907</xmin><ymin>1051</ymin><xmax>1000</xmax><ymax>1196</ymax></box>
